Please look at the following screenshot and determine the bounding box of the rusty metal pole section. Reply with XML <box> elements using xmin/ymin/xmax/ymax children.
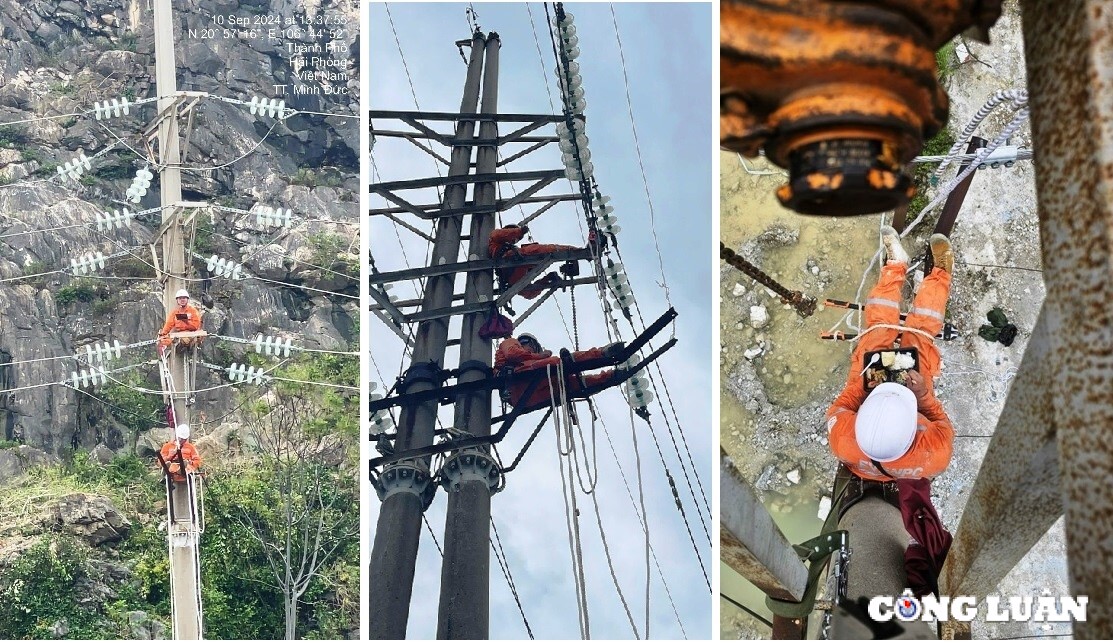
<box><xmin>1019</xmin><ymin>0</ymin><xmax>1113</xmax><ymax>636</ymax></box>
<box><xmin>721</xmin><ymin>452</ymin><xmax>809</xmax><ymax>602</ymax></box>
<box><xmin>720</xmin><ymin>0</ymin><xmax>1000</xmax><ymax>216</ymax></box>
<box><xmin>720</xmin><ymin>243</ymin><xmax>817</xmax><ymax>317</ymax></box>
<box><xmin>941</xmin><ymin>307</ymin><xmax>1063</xmax><ymax>602</ymax></box>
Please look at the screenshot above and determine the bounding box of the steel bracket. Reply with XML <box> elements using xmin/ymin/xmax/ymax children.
<box><xmin>439</xmin><ymin>449</ymin><xmax>502</xmax><ymax>494</ymax></box>
<box><xmin>375</xmin><ymin>462</ymin><xmax>436</xmax><ymax>510</ymax></box>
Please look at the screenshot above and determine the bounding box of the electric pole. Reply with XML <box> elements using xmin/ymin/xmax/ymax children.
<box><xmin>152</xmin><ymin>0</ymin><xmax>202</xmax><ymax>638</ymax></box>
<box><xmin>438</xmin><ymin>32</ymin><xmax>500</xmax><ymax>640</ymax></box>
<box><xmin>370</xmin><ymin>27</ymin><xmax>594</xmax><ymax>638</ymax></box>
<box><xmin>369</xmin><ymin>31</ymin><xmax>487</xmax><ymax>639</ymax></box>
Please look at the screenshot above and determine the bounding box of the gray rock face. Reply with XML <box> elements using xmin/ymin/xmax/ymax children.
<box><xmin>0</xmin><ymin>445</ymin><xmax>61</xmax><ymax>478</ymax></box>
<box><xmin>127</xmin><ymin>610</ymin><xmax>167</xmax><ymax>640</ymax></box>
<box><xmin>53</xmin><ymin>493</ymin><xmax>130</xmax><ymax>546</ymax></box>
<box><xmin>0</xmin><ymin>0</ymin><xmax>358</xmax><ymax>469</ymax></box>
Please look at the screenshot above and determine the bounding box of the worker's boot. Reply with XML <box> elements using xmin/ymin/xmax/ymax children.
<box><xmin>929</xmin><ymin>233</ymin><xmax>954</xmax><ymax>274</ymax></box>
<box><xmin>880</xmin><ymin>226</ymin><xmax>909</xmax><ymax>265</ymax></box>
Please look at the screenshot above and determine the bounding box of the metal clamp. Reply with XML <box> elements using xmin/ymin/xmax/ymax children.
<box><xmin>375</xmin><ymin>462</ymin><xmax>436</xmax><ymax>510</ymax></box>
<box><xmin>439</xmin><ymin>449</ymin><xmax>502</xmax><ymax>494</ymax></box>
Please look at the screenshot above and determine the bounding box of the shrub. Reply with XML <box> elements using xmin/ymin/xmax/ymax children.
<box><xmin>55</xmin><ymin>283</ymin><xmax>98</xmax><ymax>306</ymax></box>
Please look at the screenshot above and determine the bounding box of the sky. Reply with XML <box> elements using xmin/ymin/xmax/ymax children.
<box><xmin>367</xmin><ymin>3</ymin><xmax>713</xmax><ymax>638</ymax></box>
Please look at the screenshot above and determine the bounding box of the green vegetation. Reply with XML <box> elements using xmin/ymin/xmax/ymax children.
<box><xmin>119</xmin><ymin>33</ymin><xmax>138</xmax><ymax>53</ymax></box>
<box><xmin>99</xmin><ymin>374</ymin><xmax>163</xmax><ymax>437</ymax></box>
<box><xmin>0</xmin><ymin>438</ymin><xmax>21</xmax><ymax>449</ymax></box>
<box><xmin>0</xmin><ymin>536</ymin><xmax>114</xmax><ymax>638</ymax></box>
<box><xmin>0</xmin><ymin>125</ymin><xmax>28</xmax><ymax>148</ymax></box>
<box><xmin>289</xmin><ymin>168</ymin><xmax>343</xmax><ymax>188</ymax></box>
<box><xmin>309</xmin><ymin>232</ymin><xmax>352</xmax><ymax>270</ymax></box>
<box><xmin>54</xmin><ymin>281</ymin><xmax>100</xmax><ymax>306</ymax></box>
<box><xmin>34</xmin><ymin>161</ymin><xmax>59</xmax><ymax>177</ymax></box>
<box><xmin>936</xmin><ymin>39</ymin><xmax>958</xmax><ymax>84</ymax></box>
<box><xmin>91</xmin><ymin>297</ymin><xmax>118</xmax><ymax>316</ymax></box>
<box><xmin>49</xmin><ymin>81</ymin><xmax>76</xmax><ymax>97</ymax></box>
<box><xmin>20</xmin><ymin>147</ymin><xmax>44</xmax><ymax>164</ymax></box>
<box><xmin>0</xmin><ymin>349</ymin><xmax>359</xmax><ymax>639</ymax></box>
<box><xmin>193</xmin><ymin>221</ymin><xmax>215</xmax><ymax>255</ymax></box>
<box><xmin>907</xmin><ymin>127</ymin><xmax>957</xmax><ymax>219</ymax></box>
<box><xmin>108</xmin><ymin>256</ymin><xmax>153</xmax><ymax>279</ymax></box>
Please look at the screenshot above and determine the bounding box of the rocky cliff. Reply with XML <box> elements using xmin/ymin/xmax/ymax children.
<box><xmin>0</xmin><ymin>0</ymin><xmax>359</xmax><ymax>468</ymax></box>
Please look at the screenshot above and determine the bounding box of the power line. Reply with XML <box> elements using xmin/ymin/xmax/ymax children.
<box><xmin>609</xmin><ymin>4</ymin><xmax>672</xmax><ymax>309</ymax></box>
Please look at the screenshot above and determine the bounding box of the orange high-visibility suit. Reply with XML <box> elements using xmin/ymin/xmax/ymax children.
<box><xmin>159</xmin><ymin>440</ymin><xmax>203</xmax><ymax>481</ymax></box>
<box><xmin>826</xmin><ymin>263</ymin><xmax>954</xmax><ymax>481</ymax></box>
<box><xmin>157</xmin><ymin>304</ymin><xmax>203</xmax><ymax>350</ymax></box>
<box><xmin>488</xmin><ymin>227</ymin><xmax>579</xmax><ymax>299</ymax></box>
<box><xmin>495</xmin><ymin>337</ymin><xmax>614</xmax><ymax>408</ymax></box>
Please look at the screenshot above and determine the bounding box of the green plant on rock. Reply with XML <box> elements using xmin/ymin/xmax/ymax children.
<box><xmin>0</xmin><ymin>536</ymin><xmax>105</xmax><ymax>638</ymax></box>
<box><xmin>119</xmin><ymin>33</ymin><xmax>138</xmax><ymax>53</ymax></box>
<box><xmin>0</xmin><ymin>125</ymin><xmax>28</xmax><ymax>148</ymax></box>
<box><xmin>907</xmin><ymin>127</ymin><xmax>957</xmax><ymax>219</ymax></box>
<box><xmin>308</xmin><ymin>232</ymin><xmax>350</xmax><ymax>269</ymax></box>
<box><xmin>99</xmin><ymin>374</ymin><xmax>162</xmax><ymax>438</ymax></box>
<box><xmin>936</xmin><ymin>39</ymin><xmax>958</xmax><ymax>84</ymax></box>
<box><xmin>55</xmin><ymin>282</ymin><xmax>98</xmax><ymax>306</ymax></box>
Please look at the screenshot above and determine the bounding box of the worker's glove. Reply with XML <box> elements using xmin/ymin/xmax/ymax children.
<box><xmin>602</xmin><ymin>341</ymin><xmax>626</xmax><ymax>361</ymax></box>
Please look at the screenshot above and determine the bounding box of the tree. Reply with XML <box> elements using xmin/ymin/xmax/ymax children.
<box><xmin>237</xmin><ymin>383</ymin><xmax>358</xmax><ymax>640</ymax></box>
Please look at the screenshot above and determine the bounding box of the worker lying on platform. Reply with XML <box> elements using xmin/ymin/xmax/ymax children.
<box><xmin>157</xmin><ymin>289</ymin><xmax>203</xmax><ymax>356</ymax></box>
<box><xmin>826</xmin><ymin>228</ymin><xmax>956</xmax><ymax>481</ymax></box>
<box><xmin>488</xmin><ymin>224</ymin><xmax>597</xmax><ymax>299</ymax></box>
<box><xmin>159</xmin><ymin>423</ymin><xmax>203</xmax><ymax>482</ymax></box>
<box><xmin>495</xmin><ymin>332</ymin><xmax>623</xmax><ymax>407</ymax></box>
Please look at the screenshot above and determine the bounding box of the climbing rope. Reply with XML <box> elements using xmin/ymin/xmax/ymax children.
<box><xmin>548</xmin><ymin>363</ymin><xmax>590</xmax><ymax>639</ymax></box>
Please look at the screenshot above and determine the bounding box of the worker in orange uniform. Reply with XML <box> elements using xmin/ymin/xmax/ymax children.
<box><xmin>488</xmin><ymin>224</ymin><xmax>593</xmax><ymax>299</ymax></box>
<box><xmin>826</xmin><ymin>228</ymin><xmax>955</xmax><ymax>481</ymax></box>
<box><xmin>159</xmin><ymin>424</ymin><xmax>203</xmax><ymax>481</ymax></box>
<box><xmin>495</xmin><ymin>333</ymin><xmax>624</xmax><ymax>408</ymax></box>
<box><xmin>157</xmin><ymin>289</ymin><xmax>203</xmax><ymax>356</ymax></box>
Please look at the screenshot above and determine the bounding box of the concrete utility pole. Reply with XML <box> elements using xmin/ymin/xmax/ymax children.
<box><xmin>369</xmin><ymin>32</ymin><xmax>487</xmax><ymax>639</ymax></box>
<box><xmin>438</xmin><ymin>32</ymin><xmax>500</xmax><ymax>640</ymax></box>
<box><xmin>152</xmin><ymin>1</ymin><xmax>202</xmax><ymax>639</ymax></box>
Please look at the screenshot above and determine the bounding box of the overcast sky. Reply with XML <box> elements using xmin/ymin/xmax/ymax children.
<box><xmin>367</xmin><ymin>3</ymin><xmax>712</xmax><ymax>638</ymax></box>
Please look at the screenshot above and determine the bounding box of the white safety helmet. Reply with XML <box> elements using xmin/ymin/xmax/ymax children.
<box><xmin>854</xmin><ymin>382</ymin><xmax>917</xmax><ymax>462</ymax></box>
<box><xmin>175</xmin><ymin>289</ymin><xmax>190</xmax><ymax>299</ymax></box>
<box><xmin>518</xmin><ymin>333</ymin><xmax>539</xmax><ymax>346</ymax></box>
<box><xmin>175</xmin><ymin>423</ymin><xmax>190</xmax><ymax>440</ymax></box>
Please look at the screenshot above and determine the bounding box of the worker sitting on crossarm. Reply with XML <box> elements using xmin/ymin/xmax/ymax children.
<box><xmin>495</xmin><ymin>332</ymin><xmax>623</xmax><ymax>408</ymax></box>
<box><xmin>488</xmin><ymin>224</ymin><xmax>595</xmax><ymax>299</ymax></box>
<box><xmin>157</xmin><ymin>289</ymin><xmax>203</xmax><ymax>356</ymax></box>
<box><xmin>159</xmin><ymin>423</ymin><xmax>203</xmax><ymax>482</ymax></box>
<box><xmin>826</xmin><ymin>228</ymin><xmax>956</xmax><ymax>481</ymax></box>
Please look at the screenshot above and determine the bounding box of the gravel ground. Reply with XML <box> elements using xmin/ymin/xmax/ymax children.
<box><xmin>720</xmin><ymin>1</ymin><xmax>1071</xmax><ymax>638</ymax></box>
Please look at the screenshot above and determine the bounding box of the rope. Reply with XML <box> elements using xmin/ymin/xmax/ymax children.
<box><xmin>586</xmin><ymin>459</ymin><xmax>641</xmax><ymax>638</ymax></box>
<box><xmin>548</xmin><ymin>363</ymin><xmax>590</xmax><ymax>639</ymax></box>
